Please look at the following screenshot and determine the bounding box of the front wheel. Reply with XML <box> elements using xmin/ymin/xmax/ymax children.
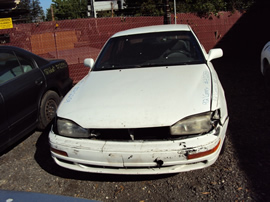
<box><xmin>37</xmin><ymin>90</ymin><xmax>60</xmax><ymax>130</ymax></box>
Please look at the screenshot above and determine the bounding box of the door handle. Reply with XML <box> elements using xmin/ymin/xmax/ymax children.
<box><xmin>35</xmin><ymin>79</ymin><xmax>43</xmax><ymax>85</ymax></box>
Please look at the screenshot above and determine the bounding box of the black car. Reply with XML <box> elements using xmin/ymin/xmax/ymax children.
<box><xmin>0</xmin><ymin>46</ymin><xmax>73</xmax><ymax>152</ymax></box>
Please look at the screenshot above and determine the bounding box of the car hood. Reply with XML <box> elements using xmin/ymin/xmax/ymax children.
<box><xmin>58</xmin><ymin>65</ymin><xmax>212</xmax><ymax>128</ymax></box>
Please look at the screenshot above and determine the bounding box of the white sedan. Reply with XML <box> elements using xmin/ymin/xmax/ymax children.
<box><xmin>261</xmin><ymin>41</ymin><xmax>270</xmax><ymax>88</ymax></box>
<box><xmin>49</xmin><ymin>24</ymin><xmax>229</xmax><ymax>175</ymax></box>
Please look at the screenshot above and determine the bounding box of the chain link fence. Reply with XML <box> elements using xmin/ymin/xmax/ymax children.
<box><xmin>0</xmin><ymin>12</ymin><xmax>242</xmax><ymax>82</ymax></box>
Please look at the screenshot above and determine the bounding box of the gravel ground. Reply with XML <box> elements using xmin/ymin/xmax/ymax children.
<box><xmin>1</xmin><ymin>55</ymin><xmax>270</xmax><ymax>201</ymax></box>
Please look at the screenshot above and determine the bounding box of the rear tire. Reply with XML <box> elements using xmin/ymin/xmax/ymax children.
<box><xmin>37</xmin><ymin>90</ymin><xmax>60</xmax><ymax>130</ymax></box>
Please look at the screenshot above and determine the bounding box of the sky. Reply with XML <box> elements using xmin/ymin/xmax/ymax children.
<box><xmin>39</xmin><ymin>0</ymin><xmax>52</xmax><ymax>12</ymax></box>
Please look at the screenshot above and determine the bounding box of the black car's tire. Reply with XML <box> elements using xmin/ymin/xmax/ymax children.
<box><xmin>37</xmin><ymin>90</ymin><xmax>60</xmax><ymax>130</ymax></box>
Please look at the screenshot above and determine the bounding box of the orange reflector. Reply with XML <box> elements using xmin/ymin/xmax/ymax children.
<box><xmin>51</xmin><ymin>147</ymin><xmax>68</xmax><ymax>157</ymax></box>
<box><xmin>187</xmin><ymin>139</ymin><xmax>221</xmax><ymax>160</ymax></box>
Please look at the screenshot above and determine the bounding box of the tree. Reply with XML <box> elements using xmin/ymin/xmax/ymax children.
<box><xmin>30</xmin><ymin>0</ymin><xmax>45</xmax><ymax>22</ymax></box>
<box><xmin>183</xmin><ymin>0</ymin><xmax>227</xmax><ymax>16</ymax></box>
<box><xmin>140</xmin><ymin>0</ymin><xmax>164</xmax><ymax>16</ymax></box>
<box><xmin>45</xmin><ymin>0</ymin><xmax>254</xmax><ymax>20</ymax></box>
<box><xmin>124</xmin><ymin>0</ymin><xmax>255</xmax><ymax>17</ymax></box>
<box><xmin>16</xmin><ymin>0</ymin><xmax>31</xmax><ymax>22</ymax></box>
<box><xmin>224</xmin><ymin>0</ymin><xmax>255</xmax><ymax>12</ymax></box>
<box><xmin>17</xmin><ymin>0</ymin><xmax>44</xmax><ymax>22</ymax></box>
<box><xmin>48</xmin><ymin>0</ymin><xmax>88</xmax><ymax>20</ymax></box>
<box><xmin>125</xmin><ymin>0</ymin><xmax>164</xmax><ymax>16</ymax></box>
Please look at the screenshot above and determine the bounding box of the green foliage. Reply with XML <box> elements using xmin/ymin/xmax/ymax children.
<box><xmin>182</xmin><ymin>0</ymin><xmax>255</xmax><ymax>15</ymax></box>
<box><xmin>17</xmin><ymin>0</ymin><xmax>44</xmax><ymax>22</ymax></box>
<box><xmin>125</xmin><ymin>0</ymin><xmax>164</xmax><ymax>16</ymax></box>
<box><xmin>124</xmin><ymin>0</ymin><xmax>255</xmax><ymax>17</ymax></box>
<box><xmin>45</xmin><ymin>0</ymin><xmax>255</xmax><ymax>20</ymax></box>
<box><xmin>30</xmin><ymin>0</ymin><xmax>45</xmax><ymax>22</ymax></box>
<box><xmin>225</xmin><ymin>0</ymin><xmax>255</xmax><ymax>11</ymax></box>
<box><xmin>97</xmin><ymin>10</ymin><xmax>113</xmax><ymax>18</ymax></box>
<box><xmin>17</xmin><ymin>0</ymin><xmax>31</xmax><ymax>10</ymax></box>
<box><xmin>47</xmin><ymin>0</ymin><xmax>87</xmax><ymax>20</ymax></box>
<box><xmin>140</xmin><ymin>0</ymin><xmax>164</xmax><ymax>16</ymax></box>
<box><xmin>183</xmin><ymin>0</ymin><xmax>227</xmax><ymax>16</ymax></box>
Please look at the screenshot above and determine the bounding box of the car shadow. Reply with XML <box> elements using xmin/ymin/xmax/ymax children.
<box><xmin>0</xmin><ymin>129</ymin><xmax>35</xmax><ymax>156</ymax></box>
<box><xmin>213</xmin><ymin>1</ymin><xmax>270</xmax><ymax>200</ymax></box>
<box><xmin>34</xmin><ymin>128</ymin><xmax>175</xmax><ymax>182</ymax></box>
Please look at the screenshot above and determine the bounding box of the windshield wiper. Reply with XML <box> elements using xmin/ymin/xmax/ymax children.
<box><xmin>111</xmin><ymin>64</ymin><xmax>141</xmax><ymax>69</ymax></box>
<box><xmin>94</xmin><ymin>64</ymin><xmax>142</xmax><ymax>71</ymax></box>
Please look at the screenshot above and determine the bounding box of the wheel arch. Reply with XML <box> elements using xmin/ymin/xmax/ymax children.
<box><xmin>37</xmin><ymin>89</ymin><xmax>61</xmax><ymax>130</ymax></box>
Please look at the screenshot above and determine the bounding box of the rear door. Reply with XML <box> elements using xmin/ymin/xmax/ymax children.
<box><xmin>0</xmin><ymin>50</ymin><xmax>46</xmax><ymax>142</ymax></box>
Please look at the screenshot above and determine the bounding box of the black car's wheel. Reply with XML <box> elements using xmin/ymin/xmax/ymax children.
<box><xmin>38</xmin><ymin>90</ymin><xmax>60</xmax><ymax>130</ymax></box>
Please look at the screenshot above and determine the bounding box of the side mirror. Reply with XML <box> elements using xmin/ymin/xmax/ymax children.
<box><xmin>84</xmin><ymin>58</ymin><xmax>95</xmax><ymax>68</ymax></box>
<box><xmin>207</xmin><ymin>48</ymin><xmax>223</xmax><ymax>62</ymax></box>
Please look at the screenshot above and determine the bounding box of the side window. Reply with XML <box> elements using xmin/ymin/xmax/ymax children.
<box><xmin>16</xmin><ymin>53</ymin><xmax>35</xmax><ymax>73</ymax></box>
<box><xmin>0</xmin><ymin>51</ymin><xmax>35</xmax><ymax>84</ymax></box>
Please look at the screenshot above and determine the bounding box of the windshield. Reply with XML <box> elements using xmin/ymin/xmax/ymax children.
<box><xmin>93</xmin><ymin>31</ymin><xmax>205</xmax><ymax>71</ymax></box>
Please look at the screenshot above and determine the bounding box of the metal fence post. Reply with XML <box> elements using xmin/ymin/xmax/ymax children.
<box><xmin>163</xmin><ymin>0</ymin><xmax>171</xmax><ymax>24</ymax></box>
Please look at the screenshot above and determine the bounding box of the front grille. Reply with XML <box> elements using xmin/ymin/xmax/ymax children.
<box><xmin>89</xmin><ymin>127</ymin><xmax>174</xmax><ymax>141</ymax></box>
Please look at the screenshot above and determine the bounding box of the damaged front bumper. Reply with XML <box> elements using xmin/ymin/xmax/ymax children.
<box><xmin>49</xmin><ymin>119</ymin><xmax>228</xmax><ymax>175</ymax></box>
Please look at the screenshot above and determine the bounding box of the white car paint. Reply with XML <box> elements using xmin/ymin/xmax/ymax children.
<box><xmin>112</xmin><ymin>24</ymin><xmax>191</xmax><ymax>38</ymax></box>
<box><xmin>59</xmin><ymin>64</ymin><xmax>211</xmax><ymax>128</ymax></box>
<box><xmin>49</xmin><ymin>24</ymin><xmax>229</xmax><ymax>175</ymax></box>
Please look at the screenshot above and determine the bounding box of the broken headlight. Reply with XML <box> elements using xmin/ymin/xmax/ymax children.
<box><xmin>56</xmin><ymin>118</ymin><xmax>90</xmax><ymax>138</ymax></box>
<box><xmin>170</xmin><ymin>111</ymin><xmax>220</xmax><ymax>135</ymax></box>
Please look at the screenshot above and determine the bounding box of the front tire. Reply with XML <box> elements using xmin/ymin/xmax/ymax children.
<box><xmin>38</xmin><ymin>90</ymin><xmax>60</xmax><ymax>130</ymax></box>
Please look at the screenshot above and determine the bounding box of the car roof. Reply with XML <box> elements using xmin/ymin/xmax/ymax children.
<box><xmin>111</xmin><ymin>24</ymin><xmax>192</xmax><ymax>38</ymax></box>
<box><xmin>0</xmin><ymin>45</ymin><xmax>38</xmax><ymax>56</ymax></box>
<box><xmin>0</xmin><ymin>45</ymin><xmax>27</xmax><ymax>51</ymax></box>
<box><xmin>0</xmin><ymin>45</ymin><xmax>50</xmax><ymax>66</ymax></box>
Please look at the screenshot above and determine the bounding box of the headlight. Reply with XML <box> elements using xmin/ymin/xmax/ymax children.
<box><xmin>56</xmin><ymin>118</ymin><xmax>90</xmax><ymax>138</ymax></box>
<box><xmin>170</xmin><ymin>111</ymin><xmax>219</xmax><ymax>135</ymax></box>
